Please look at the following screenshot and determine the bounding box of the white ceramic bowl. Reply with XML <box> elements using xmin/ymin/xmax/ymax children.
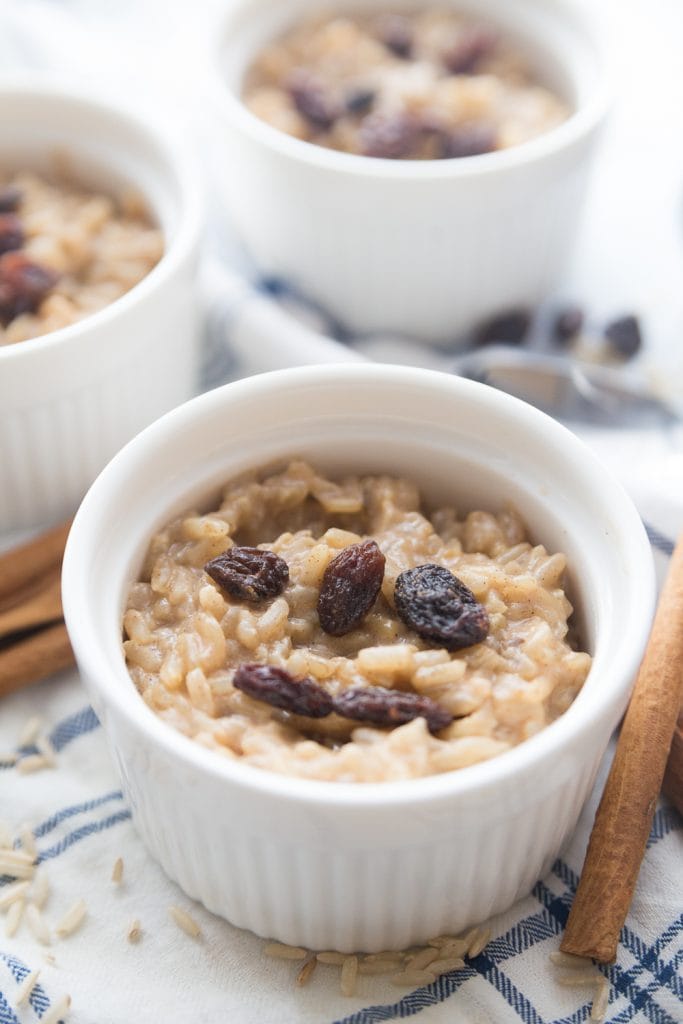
<box><xmin>208</xmin><ymin>0</ymin><xmax>610</xmax><ymax>344</ymax></box>
<box><xmin>62</xmin><ymin>365</ymin><xmax>654</xmax><ymax>952</ymax></box>
<box><xmin>0</xmin><ymin>79</ymin><xmax>202</xmax><ymax>535</ymax></box>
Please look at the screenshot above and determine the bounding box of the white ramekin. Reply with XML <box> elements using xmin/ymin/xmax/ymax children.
<box><xmin>0</xmin><ymin>78</ymin><xmax>202</xmax><ymax>535</ymax></box>
<box><xmin>207</xmin><ymin>0</ymin><xmax>610</xmax><ymax>344</ymax></box>
<box><xmin>62</xmin><ymin>365</ymin><xmax>654</xmax><ymax>952</ymax></box>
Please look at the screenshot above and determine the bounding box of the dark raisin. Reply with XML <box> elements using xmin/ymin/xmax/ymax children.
<box><xmin>0</xmin><ymin>186</ymin><xmax>21</xmax><ymax>213</ymax></box>
<box><xmin>604</xmin><ymin>314</ymin><xmax>642</xmax><ymax>360</ymax></box>
<box><xmin>346</xmin><ymin>87</ymin><xmax>376</xmax><ymax>115</ymax></box>
<box><xmin>233</xmin><ymin>663</ymin><xmax>334</xmax><ymax>718</ymax></box>
<box><xmin>359</xmin><ymin>111</ymin><xmax>420</xmax><ymax>159</ymax></box>
<box><xmin>334</xmin><ymin>685</ymin><xmax>453</xmax><ymax>734</ymax></box>
<box><xmin>0</xmin><ymin>252</ymin><xmax>59</xmax><ymax>325</ymax></box>
<box><xmin>205</xmin><ymin>546</ymin><xmax>289</xmax><ymax>603</ymax></box>
<box><xmin>318</xmin><ymin>540</ymin><xmax>385</xmax><ymax>636</ymax></box>
<box><xmin>287</xmin><ymin>69</ymin><xmax>340</xmax><ymax>129</ymax></box>
<box><xmin>0</xmin><ymin>214</ymin><xmax>24</xmax><ymax>255</ymax></box>
<box><xmin>553</xmin><ymin>306</ymin><xmax>585</xmax><ymax>344</ymax></box>
<box><xmin>440</xmin><ymin>123</ymin><xmax>497</xmax><ymax>158</ymax></box>
<box><xmin>394</xmin><ymin>564</ymin><xmax>489</xmax><ymax>651</ymax></box>
<box><xmin>375</xmin><ymin>14</ymin><xmax>413</xmax><ymax>58</ymax></box>
<box><xmin>442</xmin><ymin>25</ymin><xmax>498</xmax><ymax>74</ymax></box>
<box><xmin>474</xmin><ymin>308</ymin><xmax>531</xmax><ymax>347</ymax></box>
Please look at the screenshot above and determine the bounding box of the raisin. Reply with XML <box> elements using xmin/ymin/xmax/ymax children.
<box><xmin>553</xmin><ymin>305</ymin><xmax>585</xmax><ymax>344</ymax></box>
<box><xmin>0</xmin><ymin>186</ymin><xmax>21</xmax><ymax>213</ymax></box>
<box><xmin>394</xmin><ymin>564</ymin><xmax>489</xmax><ymax>651</ymax></box>
<box><xmin>443</xmin><ymin>26</ymin><xmax>498</xmax><ymax>74</ymax></box>
<box><xmin>375</xmin><ymin>14</ymin><xmax>413</xmax><ymax>58</ymax></box>
<box><xmin>0</xmin><ymin>252</ymin><xmax>59</xmax><ymax>325</ymax></box>
<box><xmin>346</xmin><ymin>87</ymin><xmax>376</xmax><ymax>115</ymax></box>
<box><xmin>0</xmin><ymin>214</ymin><xmax>24</xmax><ymax>255</ymax></box>
<box><xmin>287</xmin><ymin>69</ymin><xmax>339</xmax><ymax>129</ymax></box>
<box><xmin>318</xmin><ymin>540</ymin><xmax>385</xmax><ymax>636</ymax></box>
<box><xmin>234</xmin><ymin>663</ymin><xmax>334</xmax><ymax>718</ymax></box>
<box><xmin>359</xmin><ymin>111</ymin><xmax>420</xmax><ymax>159</ymax></box>
<box><xmin>604</xmin><ymin>314</ymin><xmax>642</xmax><ymax>359</ymax></box>
<box><xmin>474</xmin><ymin>308</ymin><xmax>531</xmax><ymax>347</ymax></box>
<box><xmin>440</xmin><ymin>124</ymin><xmax>497</xmax><ymax>159</ymax></box>
<box><xmin>205</xmin><ymin>546</ymin><xmax>289</xmax><ymax>603</ymax></box>
<box><xmin>334</xmin><ymin>685</ymin><xmax>453</xmax><ymax>734</ymax></box>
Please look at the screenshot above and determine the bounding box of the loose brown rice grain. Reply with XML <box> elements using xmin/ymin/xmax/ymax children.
<box><xmin>429</xmin><ymin>957</ymin><xmax>466</xmax><ymax>975</ymax></box>
<box><xmin>0</xmin><ymin>879</ymin><xmax>30</xmax><ymax>909</ymax></box>
<box><xmin>18</xmin><ymin>717</ymin><xmax>44</xmax><ymax>748</ymax></box>
<box><xmin>549</xmin><ymin>951</ymin><xmax>594</xmax><ymax>969</ymax></box>
<box><xmin>25</xmin><ymin>902</ymin><xmax>50</xmax><ymax>945</ymax></box>
<box><xmin>340</xmin><ymin>955</ymin><xmax>358</xmax><ymax>997</ymax></box>
<box><xmin>168</xmin><ymin>905</ymin><xmax>201</xmax><ymax>938</ymax></box>
<box><xmin>467</xmin><ymin>927</ymin><xmax>491</xmax><ymax>958</ymax></box>
<box><xmin>31</xmin><ymin>872</ymin><xmax>49</xmax><ymax>911</ymax></box>
<box><xmin>40</xmin><ymin>994</ymin><xmax>71</xmax><ymax>1024</ymax></box>
<box><xmin>127</xmin><ymin>918</ymin><xmax>142</xmax><ymax>943</ymax></box>
<box><xmin>358</xmin><ymin>961</ymin><xmax>400</xmax><ymax>975</ymax></box>
<box><xmin>296</xmin><ymin>955</ymin><xmax>318</xmax><ymax>987</ymax></box>
<box><xmin>111</xmin><ymin>857</ymin><xmax>124</xmax><ymax>884</ymax></box>
<box><xmin>5</xmin><ymin>899</ymin><xmax>24</xmax><ymax>938</ymax></box>
<box><xmin>265</xmin><ymin>942</ymin><xmax>308</xmax><ymax>960</ymax></box>
<box><xmin>16</xmin><ymin>755</ymin><xmax>50</xmax><ymax>775</ymax></box>
<box><xmin>555</xmin><ymin>970</ymin><xmax>603</xmax><ymax>987</ymax></box>
<box><xmin>14</xmin><ymin>967</ymin><xmax>40</xmax><ymax>1007</ymax></box>
<box><xmin>36</xmin><ymin>735</ymin><xmax>57</xmax><ymax>767</ymax></box>
<box><xmin>55</xmin><ymin>898</ymin><xmax>87</xmax><ymax>938</ymax></box>
<box><xmin>19</xmin><ymin>824</ymin><xmax>37</xmax><ymax>859</ymax></box>
<box><xmin>590</xmin><ymin>978</ymin><xmax>610</xmax><ymax>1022</ymax></box>
<box><xmin>316</xmin><ymin>951</ymin><xmax>347</xmax><ymax>965</ymax></box>
<box><xmin>406</xmin><ymin>947</ymin><xmax>440</xmax><ymax>970</ymax></box>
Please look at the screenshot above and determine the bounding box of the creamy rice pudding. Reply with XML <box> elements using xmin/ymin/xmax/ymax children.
<box><xmin>0</xmin><ymin>172</ymin><xmax>163</xmax><ymax>345</ymax></box>
<box><xmin>244</xmin><ymin>9</ymin><xmax>570</xmax><ymax>159</ymax></box>
<box><xmin>123</xmin><ymin>462</ymin><xmax>591</xmax><ymax>783</ymax></box>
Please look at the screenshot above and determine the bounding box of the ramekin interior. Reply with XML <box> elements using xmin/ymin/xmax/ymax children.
<box><xmin>0</xmin><ymin>77</ymin><xmax>201</xmax><ymax>361</ymax></box>
<box><xmin>212</xmin><ymin>0</ymin><xmax>610</xmax><ymax>179</ymax></box>
<box><xmin>63</xmin><ymin>365</ymin><xmax>655</xmax><ymax>810</ymax></box>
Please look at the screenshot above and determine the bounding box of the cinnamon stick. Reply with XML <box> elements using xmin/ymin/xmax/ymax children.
<box><xmin>662</xmin><ymin>711</ymin><xmax>683</xmax><ymax>818</ymax></box>
<box><xmin>0</xmin><ymin>623</ymin><xmax>74</xmax><ymax>699</ymax></box>
<box><xmin>561</xmin><ymin>534</ymin><xmax>683</xmax><ymax>963</ymax></box>
<box><xmin>0</xmin><ymin>519</ymin><xmax>72</xmax><ymax>606</ymax></box>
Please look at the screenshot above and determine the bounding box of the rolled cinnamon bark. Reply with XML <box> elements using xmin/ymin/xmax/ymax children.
<box><xmin>662</xmin><ymin>711</ymin><xmax>683</xmax><ymax>818</ymax></box>
<box><xmin>0</xmin><ymin>519</ymin><xmax>72</xmax><ymax>606</ymax></box>
<box><xmin>561</xmin><ymin>534</ymin><xmax>683</xmax><ymax>963</ymax></box>
<box><xmin>0</xmin><ymin>622</ymin><xmax>74</xmax><ymax>698</ymax></box>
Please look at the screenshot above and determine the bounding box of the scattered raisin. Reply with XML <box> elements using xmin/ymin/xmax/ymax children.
<box><xmin>553</xmin><ymin>306</ymin><xmax>585</xmax><ymax>344</ymax></box>
<box><xmin>474</xmin><ymin>308</ymin><xmax>531</xmax><ymax>347</ymax></box>
<box><xmin>0</xmin><ymin>186</ymin><xmax>21</xmax><ymax>213</ymax></box>
<box><xmin>205</xmin><ymin>546</ymin><xmax>289</xmax><ymax>603</ymax></box>
<box><xmin>604</xmin><ymin>314</ymin><xmax>642</xmax><ymax>359</ymax></box>
<box><xmin>375</xmin><ymin>14</ymin><xmax>413</xmax><ymax>58</ymax></box>
<box><xmin>359</xmin><ymin>111</ymin><xmax>420</xmax><ymax>159</ymax></box>
<box><xmin>346</xmin><ymin>87</ymin><xmax>376</xmax><ymax>115</ymax></box>
<box><xmin>287</xmin><ymin>69</ymin><xmax>340</xmax><ymax>129</ymax></box>
<box><xmin>334</xmin><ymin>685</ymin><xmax>453</xmax><ymax>734</ymax></box>
<box><xmin>440</xmin><ymin>124</ymin><xmax>497</xmax><ymax>159</ymax></box>
<box><xmin>442</xmin><ymin>25</ymin><xmax>498</xmax><ymax>74</ymax></box>
<box><xmin>394</xmin><ymin>564</ymin><xmax>489</xmax><ymax>651</ymax></box>
<box><xmin>0</xmin><ymin>252</ymin><xmax>58</xmax><ymax>325</ymax></box>
<box><xmin>233</xmin><ymin>663</ymin><xmax>334</xmax><ymax>718</ymax></box>
<box><xmin>318</xmin><ymin>540</ymin><xmax>385</xmax><ymax>636</ymax></box>
<box><xmin>0</xmin><ymin>214</ymin><xmax>24</xmax><ymax>255</ymax></box>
